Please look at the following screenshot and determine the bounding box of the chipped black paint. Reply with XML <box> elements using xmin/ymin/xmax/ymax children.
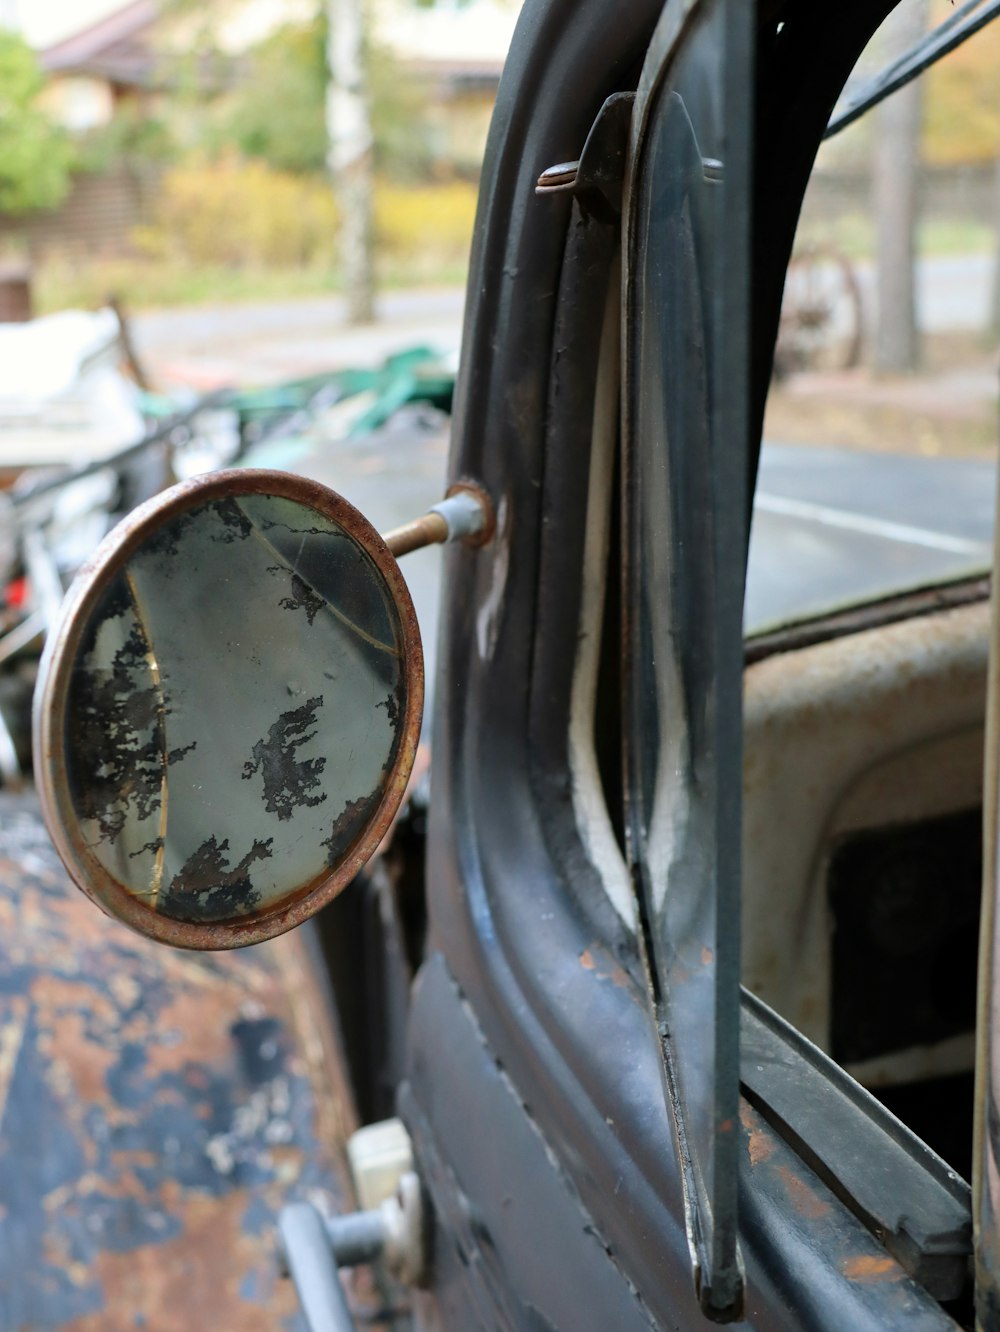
<box><xmin>210</xmin><ymin>500</ymin><xmax>254</xmax><ymax>544</ymax></box>
<box><xmin>241</xmin><ymin>698</ymin><xmax>327</xmax><ymax>822</ymax></box>
<box><xmin>377</xmin><ymin>678</ymin><xmax>404</xmax><ymax>732</ymax></box>
<box><xmin>273</xmin><ymin>569</ymin><xmax>325</xmax><ymax>626</ymax></box>
<box><xmin>161</xmin><ymin>835</ymin><xmax>272</xmax><ymax>922</ymax></box>
<box><xmin>141</xmin><ymin>498</ymin><xmax>252</xmax><ymax>564</ymax></box>
<box><xmin>321</xmin><ymin>789</ymin><xmax>384</xmax><ymax>868</ymax></box>
<box><xmin>129</xmin><ymin>836</ymin><xmax>164</xmax><ymax>861</ymax></box>
<box><xmin>67</xmin><ymin>583</ymin><xmax>164</xmax><ymax>845</ymax></box>
<box><xmin>66</xmin><ymin>577</ymin><xmax>199</xmax><ymax>847</ymax></box>
<box><xmin>257</xmin><ymin>520</ymin><xmax>333</xmax><ymax>537</ymax></box>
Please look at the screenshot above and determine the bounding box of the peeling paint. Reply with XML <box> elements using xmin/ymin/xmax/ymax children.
<box><xmin>163</xmin><ymin>835</ymin><xmax>272</xmax><ymax>923</ymax></box>
<box><xmin>275</xmin><ymin>570</ymin><xmax>327</xmax><ymax>627</ymax></box>
<box><xmin>0</xmin><ymin>792</ymin><xmax>351</xmax><ymax>1331</ymax></box>
<box><xmin>242</xmin><ymin>697</ymin><xmax>328</xmax><ymax>822</ymax></box>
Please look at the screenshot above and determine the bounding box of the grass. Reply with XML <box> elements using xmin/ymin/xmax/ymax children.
<box><xmin>796</xmin><ymin>213</ymin><xmax>996</xmax><ymax>261</ymax></box>
<box><xmin>764</xmin><ymin>389</ymin><xmax>999</xmax><ymax>456</ymax></box>
<box><xmin>34</xmin><ymin>255</ymin><xmax>471</xmax><ymax>315</ymax></box>
<box><xmin>765</xmin><ymin>330</ymin><xmax>1000</xmax><ymax>457</ymax></box>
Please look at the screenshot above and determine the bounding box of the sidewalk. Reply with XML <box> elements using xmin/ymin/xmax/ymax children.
<box><xmin>132</xmin><ymin>287</ymin><xmax>466</xmax><ymax>391</ymax></box>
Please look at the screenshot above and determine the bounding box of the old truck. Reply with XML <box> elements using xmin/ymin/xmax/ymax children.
<box><xmin>18</xmin><ymin>0</ymin><xmax>1000</xmax><ymax>1327</ymax></box>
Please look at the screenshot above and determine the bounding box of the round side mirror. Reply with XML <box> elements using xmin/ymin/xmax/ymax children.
<box><xmin>34</xmin><ymin>469</ymin><xmax>423</xmax><ymax>950</ymax></box>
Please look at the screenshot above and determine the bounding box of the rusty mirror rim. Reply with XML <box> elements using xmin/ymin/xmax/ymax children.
<box><xmin>33</xmin><ymin>467</ymin><xmax>424</xmax><ymax>951</ymax></box>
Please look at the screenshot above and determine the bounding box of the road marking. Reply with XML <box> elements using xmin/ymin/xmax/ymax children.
<box><xmin>755</xmin><ymin>491</ymin><xmax>991</xmax><ymax>556</ymax></box>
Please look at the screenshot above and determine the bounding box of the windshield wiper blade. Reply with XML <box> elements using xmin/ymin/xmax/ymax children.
<box><xmin>825</xmin><ymin>0</ymin><xmax>1000</xmax><ymax>138</ymax></box>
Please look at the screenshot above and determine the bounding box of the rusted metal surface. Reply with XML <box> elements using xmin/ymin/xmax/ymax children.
<box><xmin>0</xmin><ymin>789</ymin><xmax>357</xmax><ymax>1331</ymax></box>
<box><xmin>738</xmin><ymin>1100</ymin><xmax>957</xmax><ymax>1327</ymax></box>
<box><xmin>34</xmin><ymin>468</ymin><xmax>424</xmax><ymax>951</ymax></box>
<box><xmin>535</xmin><ymin>161</ymin><xmax>581</xmax><ymax>193</ymax></box>
<box><xmin>383</xmin><ymin>512</ymin><xmax>448</xmax><ymax>559</ymax></box>
<box><xmin>382</xmin><ymin>482</ymin><xmax>495</xmax><ymax>559</ymax></box>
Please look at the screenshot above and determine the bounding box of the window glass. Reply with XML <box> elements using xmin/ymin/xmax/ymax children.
<box><xmin>747</xmin><ymin>0</ymin><xmax>999</xmax><ymax>633</ymax></box>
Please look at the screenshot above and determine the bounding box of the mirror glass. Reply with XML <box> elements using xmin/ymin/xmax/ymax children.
<box><xmin>37</xmin><ymin>476</ymin><xmax>421</xmax><ymax>948</ymax></box>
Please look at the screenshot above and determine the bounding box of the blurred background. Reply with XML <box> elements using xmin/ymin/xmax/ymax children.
<box><xmin>0</xmin><ymin>0</ymin><xmax>997</xmax><ymax>632</ymax></box>
<box><xmin>0</xmin><ymin>0</ymin><xmax>524</xmax><ymax>390</ymax></box>
<box><xmin>0</xmin><ymin>0</ymin><xmax>997</xmax><ymax>440</ymax></box>
<box><xmin>766</xmin><ymin>0</ymin><xmax>1000</xmax><ymax>461</ymax></box>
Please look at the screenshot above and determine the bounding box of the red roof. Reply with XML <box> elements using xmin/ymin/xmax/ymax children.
<box><xmin>39</xmin><ymin>0</ymin><xmax>160</xmax><ymax>86</ymax></box>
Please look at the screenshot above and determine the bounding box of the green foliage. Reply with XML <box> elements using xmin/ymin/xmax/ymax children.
<box><xmin>375</xmin><ymin>180</ymin><xmax>477</xmax><ymax>270</ymax></box>
<box><xmin>203</xmin><ymin>16</ymin><xmax>434</xmax><ymax>180</ymax></box>
<box><xmin>212</xmin><ymin>20</ymin><xmax>330</xmax><ymax>174</ymax></box>
<box><xmin>924</xmin><ymin>0</ymin><xmax>1000</xmax><ymax>166</ymax></box>
<box><xmin>134</xmin><ymin>156</ymin><xmax>478</xmax><ymax>273</ymax></box>
<box><xmin>0</xmin><ymin>31</ymin><xmax>73</xmax><ymax>215</ymax></box>
<box><xmin>367</xmin><ymin>41</ymin><xmax>439</xmax><ymax>181</ymax></box>
<box><xmin>135</xmin><ymin>157</ymin><xmax>341</xmax><ymax>266</ymax></box>
<box><xmin>76</xmin><ymin>100</ymin><xmax>177</xmax><ymax>176</ymax></box>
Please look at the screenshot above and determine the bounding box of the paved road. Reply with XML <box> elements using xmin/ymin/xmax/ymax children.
<box><xmin>747</xmin><ymin>444</ymin><xmax>996</xmax><ymax>630</ymax></box>
<box><xmin>128</xmin><ymin>253</ymin><xmax>1000</xmax><ymax>391</ymax></box>
<box><xmin>133</xmin><ymin>289</ymin><xmax>466</xmax><ymax>390</ymax></box>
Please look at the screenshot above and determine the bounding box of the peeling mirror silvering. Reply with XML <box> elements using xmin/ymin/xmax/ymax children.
<box><xmin>35</xmin><ymin>474</ymin><xmax>423</xmax><ymax>949</ymax></box>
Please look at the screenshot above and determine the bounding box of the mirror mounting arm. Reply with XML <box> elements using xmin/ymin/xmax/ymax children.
<box><xmin>382</xmin><ymin>482</ymin><xmax>494</xmax><ymax>559</ymax></box>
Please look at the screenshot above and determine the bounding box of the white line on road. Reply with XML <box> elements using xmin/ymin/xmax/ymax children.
<box><xmin>755</xmin><ymin>491</ymin><xmax>991</xmax><ymax>556</ymax></box>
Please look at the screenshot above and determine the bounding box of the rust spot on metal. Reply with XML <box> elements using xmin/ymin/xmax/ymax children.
<box><xmin>383</xmin><ymin>510</ymin><xmax>449</xmax><ymax>559</ymax></box>
<box><xmin>578</xmin><ymin>943</ymin><xmax>632</xmax><ymax>989</ymax></box>
<box><xmin>71</xmin><ymin>1191</ymin><xmax>299</xmax><ymax>1332</ymax></box>
<box><xmin>375</xmin><ymin>742</ymin><xmax>431</xmax><ymax>858</ymax></box>
<box><xmin>701</xmin><ymin>946</ymin><xmax>713</xmax><ymax>965</ymax></box>
<box><xmin>842</xmin><ymin>1254</ymin><xmax>901</xmax><ymax>1283</ymax></box>
<box><xmin>774</xmin><ymin>1163</ymin><xmax>832</xmax><ymax>1220</ymax></box>
<box><xmin>740</xmin><ymin>1104</ymin><xmax>777</xmax><ymax>1168</ymax></box>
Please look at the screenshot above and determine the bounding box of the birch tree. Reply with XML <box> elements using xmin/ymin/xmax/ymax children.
<box><xmin>326</xmin><ymin>0</ymin><xmax>376</xmax><ymax>324</ymax></box>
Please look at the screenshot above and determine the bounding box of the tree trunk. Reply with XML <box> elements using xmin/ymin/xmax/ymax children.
<box><xmin>988</xmin><ymin>109</ymin><xmax>1000</xmax><ymax>339</ymax></box>
<box><xmin>325</xmin><ymin>0</ymin><xmax>376</xmax><ymax>325</ymax></box>
<box><xmin>873</xmin><ymin>0</ymin><xmax>928</xmax><ymax>374</ymax></box>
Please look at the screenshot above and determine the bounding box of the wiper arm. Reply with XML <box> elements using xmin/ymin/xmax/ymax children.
<box><xmin>825</xmin><ymin>0</ymin><xmax>1000</xmax><ymax>138</ymax></box>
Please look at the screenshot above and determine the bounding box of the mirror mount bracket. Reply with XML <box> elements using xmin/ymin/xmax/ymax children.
<box><xmin>383</xmin><ymin>480</ymin><xmax>494</xmax><ymax>559</ymax></box>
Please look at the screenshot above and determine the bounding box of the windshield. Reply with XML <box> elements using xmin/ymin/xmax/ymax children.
<box><xmin>745</xmin><ymin>0</ymin><xmax>999</xmax><ymax>635</ymax></box>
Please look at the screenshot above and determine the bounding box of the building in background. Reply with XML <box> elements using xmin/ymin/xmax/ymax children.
<box><xmin>3</xmin><ymin>0</ymin><xmax>519</xmax><ymax>259</ymax></box>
